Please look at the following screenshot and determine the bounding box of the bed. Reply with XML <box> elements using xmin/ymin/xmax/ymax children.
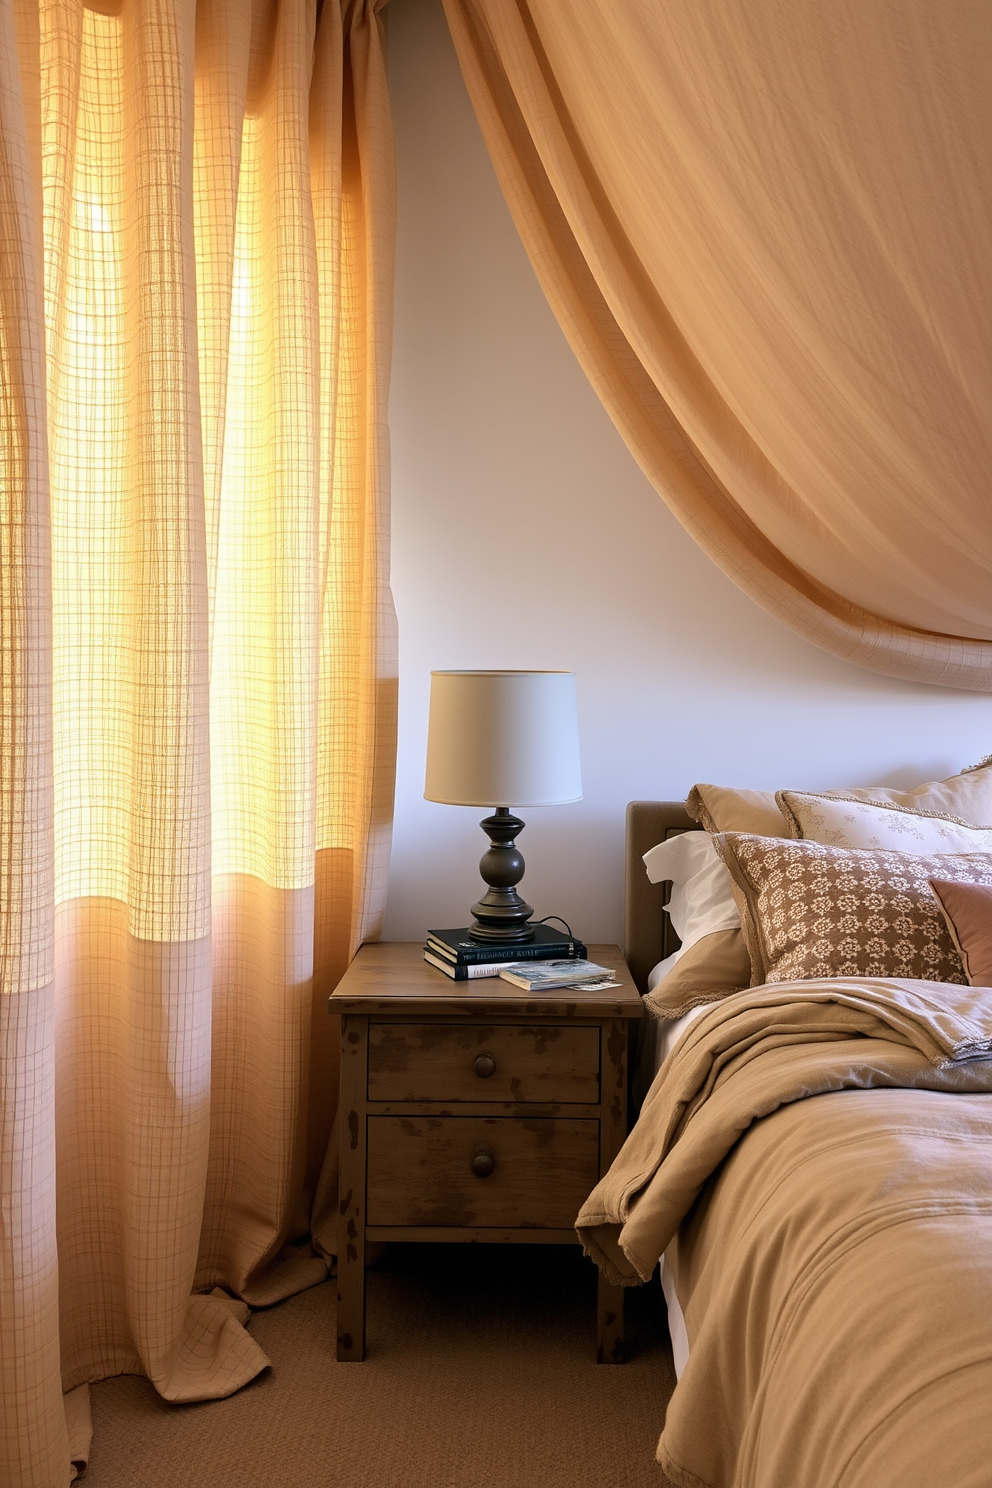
<box><xmin>578</xmin><ymin>790</ymin><xmax>992</xmax><ymax>1488</ymax></box>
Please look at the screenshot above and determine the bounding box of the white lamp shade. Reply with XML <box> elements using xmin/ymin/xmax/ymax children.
<box><xmin>424</xmin><ymin>671</ymin><xmax>582</xmax><ymax>808</ymax></box>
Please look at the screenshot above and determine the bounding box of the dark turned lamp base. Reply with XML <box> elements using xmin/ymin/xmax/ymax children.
<box><xmin>468</xmin><ymin>807</ymin><xmax>536</xmax><ymax>943</ymax></box>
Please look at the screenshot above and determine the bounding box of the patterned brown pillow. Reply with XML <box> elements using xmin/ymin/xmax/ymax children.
<box><xmin>713</xmin><ymin>832</ymin><xmax>992</xmax><ymax>985</ymax></box>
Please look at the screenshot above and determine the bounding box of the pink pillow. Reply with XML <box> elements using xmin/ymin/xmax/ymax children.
<box><xmin>930</xmin><ymin>880</ymin><xmax>992</xmax><ymax>987</ymax></box>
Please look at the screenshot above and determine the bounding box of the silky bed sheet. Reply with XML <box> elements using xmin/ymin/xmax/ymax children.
<box><xmin>579</xmin><ymin>977</ymin><xmax>992</xmax><ymax>1488</ymax></box>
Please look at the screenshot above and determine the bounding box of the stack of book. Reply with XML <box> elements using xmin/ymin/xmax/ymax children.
<box><xmin>424</xmin><ymin>922</ymin><xmax>587</xmax><ymax>980</ymax></box>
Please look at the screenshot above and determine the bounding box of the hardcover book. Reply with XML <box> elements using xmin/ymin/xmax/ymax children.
<box><xmin>426</xmin><ymin>924</ymin><xmax>586</xmax><ymax>964</ymax></box>
<box><xmin>422</xmin><ymin>951</ymin><xmax>501</xmax><ymax>980</ymax></box>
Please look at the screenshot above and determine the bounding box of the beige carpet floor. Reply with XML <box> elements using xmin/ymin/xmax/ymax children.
<box><xmin>85</xmin><ymin>1244</ymin><xmax>676</xmax><ymax>1487</ymax></box>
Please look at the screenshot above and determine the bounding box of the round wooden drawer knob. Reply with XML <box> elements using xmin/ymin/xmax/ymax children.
<box><xmin>473</xmin><ymin>1053</ymin><xmax>496</xmax><ymax>1079</ymax></box>
<box><xmin>471</xmin><ymin>1145</ymin><xmax>496</xmax><ymax>1178</ymax></box>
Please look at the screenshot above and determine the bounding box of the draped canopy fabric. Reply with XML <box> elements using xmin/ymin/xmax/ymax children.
<box><xmin>0</xmin><ymin>0</ymin><xmax>395</xmax><ymax>1480</ymax></box>
<box><xmin>442</xmin><ymin>0</ymin><xmax>992</xmax><ymax>690</ymax></box>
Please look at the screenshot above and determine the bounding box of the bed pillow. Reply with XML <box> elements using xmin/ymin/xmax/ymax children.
<box><xmin>685</xmin><ymin>784</ymin><xmax>784</xmax><ymax>836</ymax></box>
<box><xmin>687</xmin><ymin>756</ymin><xmax>992</xmax><ymax>837</ymax></box>
<box><xmin>641</xmin><ymin>831</ymin><xmax>748</xmax><ymax>1017</ymax></box>
<box><xmin>713</xmin><ymin>832</ymin><xmax>992</xmax><ymax>985</ymax></box>
<box><xmin>824</xmin><ymin>757</ymin><xmax>992</xmax><ymax>825</ymax></box>
<box><xmin>778</xmin><ymin>792</ymin><xmax>992</xmax><ymax>852</ymax></box>
<box><xmin>929</xmin><ymin>880</ymin><xmax>992</xmax><ymax>987</ymax></box>
<box><xmin>642</xmin><ymin>830</ymin><xmax>740</xmax><ymax>948</ymax></box>
<box><xmin>643</xmin><ymin>929</ymin><xmax>752</xmax><ymax>1019</ymax></box>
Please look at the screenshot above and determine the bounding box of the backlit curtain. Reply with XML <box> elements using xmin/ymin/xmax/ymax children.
<box><xmin>0</xmin><ymin>0</ymin><xmax>395</xmax><ymax>1480</ymax></box>
<box><xmin>442</xmin><ymin>0</ymin><xmax>992</xmax><ymax>690</ymax></box>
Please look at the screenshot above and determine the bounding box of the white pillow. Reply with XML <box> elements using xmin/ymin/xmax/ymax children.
<box><xmin>642</xmin><ymin>831</ymin><xmax>740</xmax><ymax>952</ymax></box>
<box><xmin>646</xmin><ymin>947</ymin><xmax>683</xmax><ymax>991</ymax></box>
<box><xmin>778</xmin><ymin>791</ymin><xmax>992</xmax><ymax>853</ymax></box>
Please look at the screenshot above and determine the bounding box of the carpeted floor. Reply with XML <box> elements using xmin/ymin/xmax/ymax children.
<box><xmin>85</xmin><ymin>1244</ymin><xmax>676</xmax><ymax>1487</ymax></box>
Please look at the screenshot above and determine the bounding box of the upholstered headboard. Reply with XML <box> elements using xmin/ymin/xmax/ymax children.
<box><xmin>624</xmin><ymin>800</ymin><xmax>703</xmax><ymax>994</ymax></box>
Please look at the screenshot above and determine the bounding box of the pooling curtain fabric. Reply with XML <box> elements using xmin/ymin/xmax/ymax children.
<box><xmin>0</xmin><ymin>0</ymin><xmax>395</xmax><ymax>1479</ymax></box>
<box><xmin>442</xmin><ymin>0</ymin><xmax>992</xmax><ymax>690</ymax></box>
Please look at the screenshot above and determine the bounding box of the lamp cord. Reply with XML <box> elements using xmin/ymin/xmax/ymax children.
<box><xmin>533</xmin><ymin>914</ymin><xmax>580</xmax><ymax>956</ymax></box>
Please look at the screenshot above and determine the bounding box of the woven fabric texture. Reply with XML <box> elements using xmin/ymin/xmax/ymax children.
<box><xmin>0</xmin><ymin>0</ymin><xmax>395</xmax><ymax>1482</ymax></box>
<box><xmin>442</xmin><ymin>0</ymin><xmax>992</xmax><ymax>689</ymax></box>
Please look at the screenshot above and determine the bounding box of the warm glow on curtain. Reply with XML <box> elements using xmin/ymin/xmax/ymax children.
<box><xmin>48</xmin><ymin>5</ymin><xmax>210</xmax><ymax>937</ymax></box>
<box><xmin>442</xmin><ymin>0</ymin><xmax>992</xmax><ymax>690</ymax></box>
<box><xmin>1</xmin><ymin>0</ymin><xmax>395</xmax><ymax>1480</ymax></box>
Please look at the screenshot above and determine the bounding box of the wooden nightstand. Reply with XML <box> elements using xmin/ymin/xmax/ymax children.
<box><xmin>330</xmin><ymin>942</ymin><xmax>642</xmax><ymax>1364</ymax></box>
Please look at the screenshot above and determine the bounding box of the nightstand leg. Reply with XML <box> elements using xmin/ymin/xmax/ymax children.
<box><xmin>596</xmin><ymin>1274</ymin><xmax>625</xmax><ymax>1364</ymax></box>
<box><xmin>336</xmin><ymin>1218</ymin><xmax>366</xmax><ymax>1361</ymax></box>
<box><xmin>337</xmin><ymin>1013</ymin><xmax>368</xmax><ymax>1362</ymax></box>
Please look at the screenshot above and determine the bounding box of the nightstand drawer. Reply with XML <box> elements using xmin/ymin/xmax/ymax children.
<box><xmin>366</xmin><ymin>1115</ymin><xmax>600</xmax><ymax>1227</ymax></box>
<box><xmin>367</xmin><ymin>1022</ymin><xmax>599</xmax><ymax>1103</ymax></box>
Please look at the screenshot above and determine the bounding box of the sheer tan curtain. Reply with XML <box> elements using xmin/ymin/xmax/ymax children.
<box><xmin>442</xmin><ymin>0</ymin><xmax>992</xmax><ymax>690</ymax></box>
<box><xmin>1</xmin><ymin>0</ymin><xmax>395</xmax><ymax>1479</ymax></box>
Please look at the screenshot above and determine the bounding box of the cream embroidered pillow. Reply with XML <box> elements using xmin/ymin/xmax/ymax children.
<box><xmin>713</xmin><ymin>833</ymin><xmax>992</xmax><ymax>986</ymax></box>
<box><xmin>777</xmin><ymin>792</ymin><xmax>992</xmax><ymax>853</ymax></box>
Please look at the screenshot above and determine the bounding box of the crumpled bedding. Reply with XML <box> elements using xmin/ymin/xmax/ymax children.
<box><xmin>576</xmin><ymin>978</ymin><xmax>992</xmax><ymax>1488</ymax></box>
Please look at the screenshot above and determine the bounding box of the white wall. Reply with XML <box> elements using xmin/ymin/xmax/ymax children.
<box><xmin>383</xmin><ymin>0</ymin><xmax>992</xmax><ymax>945</ymax></box>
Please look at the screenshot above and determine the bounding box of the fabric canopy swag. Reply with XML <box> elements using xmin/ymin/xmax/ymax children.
<box><xmin>1</xmin><ymin>0</ymin><xmax>394</xmax><ymax>1481</ymax></box>
<box><xmin>442</xmin><ymin>0</ymin><xmax>992</xmax><ymax>690</ymax></box>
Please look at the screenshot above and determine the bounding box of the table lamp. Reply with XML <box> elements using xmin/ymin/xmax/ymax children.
<box><xmin>424</xmin><ymin>670</ymin><xmax>582</xmax><ymax>943</ymax></box>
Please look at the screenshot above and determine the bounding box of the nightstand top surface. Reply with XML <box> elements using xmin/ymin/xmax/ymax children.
<box><xmin>330</xmin><ymin>941</ymin><xmax>643</xmax><ymax>1018</ymax></box>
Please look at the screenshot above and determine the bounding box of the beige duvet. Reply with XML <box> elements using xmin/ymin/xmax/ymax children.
<box><xmin>576</xmin><ymin>978</ymin><xmax>992</xmax><ymax>1488</ymax></box>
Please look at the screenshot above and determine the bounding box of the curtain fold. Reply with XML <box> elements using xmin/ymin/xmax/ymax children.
<box><xmin>0</xmin><ymin>0</ymin><xmax>395</xmax><ymax>1480</ymax></box>
<box><xmin>441</xmin><ymin>0</ymin><xmax>992</xmax><ymax>690</ymax></box>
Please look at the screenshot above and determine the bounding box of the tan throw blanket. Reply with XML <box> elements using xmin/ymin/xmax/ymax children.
<box><xmin>576</xmin><ymin>978</ymin><xmax>992</xmax><ymax>1488</ymax></box>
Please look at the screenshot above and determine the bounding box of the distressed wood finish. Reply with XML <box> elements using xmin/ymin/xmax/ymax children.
<box><xmin>337</xmin><ymin>1013</ymin><xmax>369</xmax><ymax>1361</ymax></box>
<box><xmin>365</xmin><ymin>1226</ymin><xmax>579</xmax><ymax>1244</ymax></box>
<box><xmin>331</xmin><ymin>940</ymin><xmax>639</xmax><ymax>1018</ymax></box>
<box><xmin>367</xmin><ymin>1022</ymin><xmax>600</xmax><ymax>1103</ymax></box>
<box><xmin>367</xmin><ymin>1116</ymin><xmax>600</xmax><ymax>1227</ymax></box>
<box><xmin>359</xmin><ymin>1099</ymin><xmax>594</xmax><ymax>1118</ymax></box>
<box><xmin>330</xmin><ymin>944</ymin><xmax>641</xmax><ymax>1364</ymax></box>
